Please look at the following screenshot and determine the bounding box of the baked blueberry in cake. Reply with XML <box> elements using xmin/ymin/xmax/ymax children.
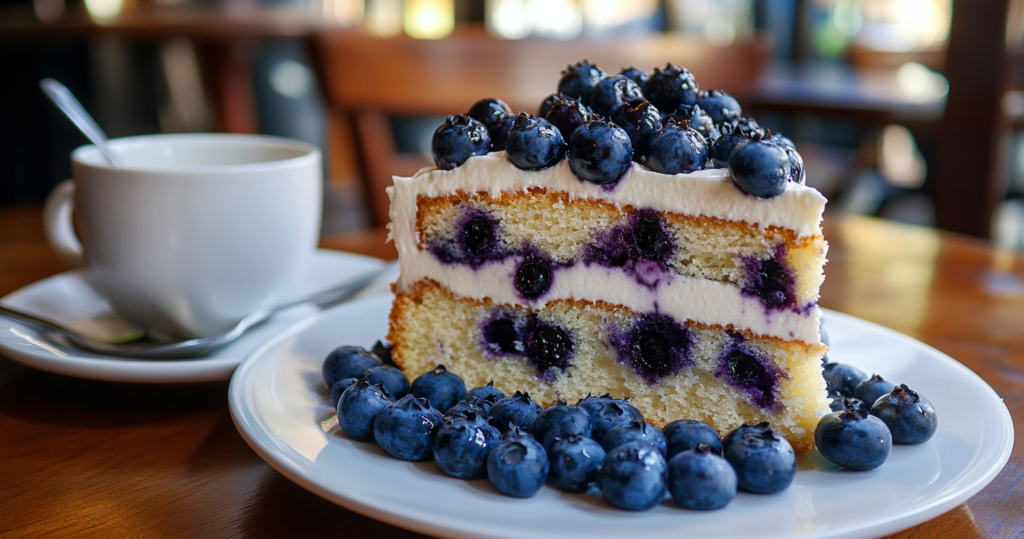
<box><xmin>386</xmin><ymin>64</ymin><xmax>829</xmax><ymax>451</ymax></box>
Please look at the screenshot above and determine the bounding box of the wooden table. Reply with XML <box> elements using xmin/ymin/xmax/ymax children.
<box><xmin>1</xmin><ymin>204</ymin><xmax>1021</xmax><ymax>538</ymax></box>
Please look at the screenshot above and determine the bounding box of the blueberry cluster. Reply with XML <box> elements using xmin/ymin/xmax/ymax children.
<box><xmin>430</xmin><ymin>62</ymin><xmax>807</xmax><ymax>197</ymax></box>
<box><xmin>322</xmin><ymin>346</ymin><xmax>814</xmax><ymax>511</ymax></box>
<box><xmin>813</xmin><ymin>320</ymin><xmax>939</xmax><ymax>471</ymax></box>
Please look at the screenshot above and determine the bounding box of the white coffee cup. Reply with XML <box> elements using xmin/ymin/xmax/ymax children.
<box><xmin>43</xmin><ymin>133</ymin><xmax>323</xmax><ymax>339</ymax></box>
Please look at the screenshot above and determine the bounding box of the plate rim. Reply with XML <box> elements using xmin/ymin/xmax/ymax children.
<box><xmin>0</xmin><ymin>249</ymin><xmax>384</xmax><ymax>383</ymax></box>
<box><xmin>228</xmin><ymin>300</ymin><xmax>1015</xmax><ymax>539</ymax></box>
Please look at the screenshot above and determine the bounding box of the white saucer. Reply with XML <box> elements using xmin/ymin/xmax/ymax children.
<box><xmin>0</xmin><ymin>249</ymin><xmax>390</xmax><ymax>383</ymax></box>
<box><xmin>230</xmin><ymin>297</ymin><xmax>1014</xmax><ymax>539</ymax></box>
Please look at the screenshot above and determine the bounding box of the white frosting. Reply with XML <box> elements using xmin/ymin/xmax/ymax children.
<box><xmin>387</xmin><ymin>153</ymin><xmax>826</xmax><ymax>342</ymax></box>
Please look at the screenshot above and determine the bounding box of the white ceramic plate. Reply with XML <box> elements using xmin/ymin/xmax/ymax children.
<box><xmin>229</xmin><ymin>296</ymin><xmax>1014</xmax><ymax>539</ymax></box>
<box><xmin>0</xmin><ymin>250</ymin><xmax>391</xmax><ymax>383</ymax></box>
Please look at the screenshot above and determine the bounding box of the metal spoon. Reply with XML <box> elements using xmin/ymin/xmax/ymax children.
<box><xmin>0</xmin><ymin>262</ymin><xmax>396</xmax><ymax>359</ymax></box>
<box><xmin>40</xmin><ymin>78</ymin><xmax>124</xmax><ymax>167</ymax></box>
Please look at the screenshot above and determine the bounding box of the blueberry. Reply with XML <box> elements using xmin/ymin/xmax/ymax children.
<box><xmin>855</xmin><ymin>374</ymin><xmax>898</xmax><ymax>408</ymax></box>
<box><xmin>589</xmin><ymin>399</ymin><xmax>645</xmax><ymax>442</ymax></box>
<box><xmin>330</xmin><ymin>377</ymin><xmax>358</xmax><ymax>408</ymax></box>
<box><xmin>460</xmin><ymin>213</ymin><xmax>498</xmax><ymax>260</ymax></box>
<box><xmin>482</xmin><ymin>317</ymin><xmax>520</xmax><ymax>355</ymax></box>
<box><xmin>767</xmin><ymin>132</ymin><xmax>796</xmax><ymax>150</ymax></box>
<box><xmin>360</xmin><ymin>365</ymin><xmax>410</xmax><ymax>399</ymax></box>
<box><xmin>505</xmin><ymin>113</ymin><xmax>567</xmax><ymax>170</ymax></box>
<box><xmin>410</xmin><ymin>364</ymin><xmax>467</xmax><ymax>413</ymax></box>
<box><xmin>815</xmin><ymin>409</ymin><xmax>892</xmax><ymax>471</ymax></box>
<box><xmin>467</xmin><ymin>98</ymin><xmax>513</xmax><ymax>151</ymax></box>
<box><xmin>870</xmin><ymin>384</ymin><xmax>938</xmax><ymax>444</ymax></box>
<box><xmin>720</xmin><ymin>116</ymin><xmax>764</xmax><ymax>137</ymax></box>
<box><xmin>765</xmin><ymin>133</ymin><xmax>804</xmax><ymax>183</ymax></box>
<box><xmin>370</xmin><ymin>340</ymin><xmax>395</xmax><ymax>366</ymax></box>
<box><xmin>673</xmin><ymin>104</ymin><xmax>720</xmax><ymax>142</ymax></box>
<box><xmin>721</xmin><ymin>421</ymin><xmax>772</xmax><ymax>454</ymax></box>
<box><xmin>488</xmin><ymin>115</ymin><xmax>514</xmax><ymax>152</ymax></box>
<box><xmin>373</xmin><ymin>394</ymin><xmax>444</xmax><ymax>461</ymax></box>
<box><xmin>431</xmin><ymin>115</ymin><xmax>490</xmax><ymax>170</ymax></box>
<box><xmin>547</xmin><ymin>433</ymin><xmax>606</xmax><ymax>492</ymax></box>
<box><xmin>709</xmin><ymin>118</ymin><xmax>763</xmax><ymax>168</ymax></box>
<box><xmin>717</xmin><ymin>345</ymin><xmax>779</xmax><ymax>410</ymax></box>
<box><xmin>543</xmin><ymin>95</ymin><xmax>593</xmax><ymax>140</ymax></box>
<box><xmin>322</xmin><ymin>346</ymin><xmax>381</xmax><ymax>388</ymax></box>
<box><xmin>467</xmin><ymin>98</ymin><xmax>512</xmax><ymax>129</ymax></box>
<box><xmin>667</xmin><ymin>444</ymin><xmax>737</xmax><ymax>510</ymax></box>
<box><xmin>609</xmin><ymin>99</ymin><xmax>661</xmax><ymax>162</ymax></box>
<box><xmin>539</xmin><ymin>93</ymin><xmax>561</xmax><ymax>118</ymax></box>
<box><xmin>433</xmin><ymin>411</ymin><xmax>501</xmax><ymax>479</ymax></box>
<box><xmin>487</xmin><ymin>428</ymin><xmax>549</xmax><ymax>497</ymax></box>
<box><xmin>533</xmin><ymin>400</ymin><xmax>592</xmax><ymax>451</ymax></box>
<box><xmin>446</xmin><ymin>394</ymin><xmax>500</xmax><ymax>418</ymax></box>
<box><xmin>515</xmin><ymin>255</ymin><xmax>552</xmax><ymax>300</ymax></box>
<box><xmin>589</xmin><ymin>75</ymin><xmax>644</xmax><ymax>116</ymax></box>
<box><xmin>785</xmin><ymin>146</ymin><xmax>806</xmax><ymax>184</ymax></box>
<box><xmin>337</xmin><ymin>379</ymin><xmax>391</xmax><ymax>442</ymax></box>
<box><xmin>724</xmin><ymin>428</ymin><xmax>796</xmax><ymax>494</ymax></box>
<box><xmin>601</xmin><ymin>420</ymin><xmax>667</xmax><ymax>456</ymax></box>
<box><xmin>557</xmin><ymin>60</ymin><xmax>607</xmax><ymax>105</ymax></box>
<box><xmin>631</xmin><ymin>211</ymin><xmax>673</xmax><ymax>262</ymax></box>
<box><xmin>830</xmin><ymin>397</ymin><xmax>866</xmax><ymax>412</ymax></box>
<box><xmin>522</xmin><ymin>318</ymin><xmax>574</xmax><ymax>377</ymax></box>
<box><xmin>576</xmin><ymin>393</ymin><xmax>617</xmax><ymax>419</ymax></box>
<box><xmin>488</xmin><ymin>391</ymin><xmax>543</xmax><ymax>434</ymax></box>
<box><xmin>568</xmin><ymin>120</ymin><xmax>633</xmax><ymax>185</ymax></box>
<box><xmin>465</xmin><ymin>380</ymin><xmax>506</xmax><ymax>402</ymax></box>
<box><xmin>823</xmin><ymin>363</ymin><xmax>868</xmax><ymax>397</ymax></box>
<box><xmin>643</xmin><ymin>64</ymin><xmax>699</xmax><ymax>112</ymax></box>
<box><xmin>645</xmin><ymin>118</ymin><xmax>708</xmax><ymax>174</ymax></box>
<box><xmin>663</xmin><ymin>419</ymin><xmax>723</xmax><ymax>458</ymax></box>
<box><xmin>618</xmin><ymin>313</ymin><xmax>692</xmax><ymax>384</ymax></box>
<box><xmin>619</xmin><ymin>66</ymin><xmax>649</xmax><ymax>88</ymax></box>
<box><xmin>742</xmin><ymin>255</ymin><xmax>794</xmax><ymax>311</ymax></box>
<box><xmin>695</xmin><ymin>89</ymin><xmax>742</xmax><ymax>124</ymax></box>
<box><xmin>597</xmin><ymin>440</ymin><xmax>668</xmax><ymax>511</ymax></box>
<box><xmin>728</xmin><ymin>136</ymin><xmax>791</xmax><ymax>198</ymax></box>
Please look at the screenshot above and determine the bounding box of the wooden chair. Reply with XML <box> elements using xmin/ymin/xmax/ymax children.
<box><xmin>313</xmin><ymin>26</ymin><xmax>772</xmax><ymax>228</ymax></box>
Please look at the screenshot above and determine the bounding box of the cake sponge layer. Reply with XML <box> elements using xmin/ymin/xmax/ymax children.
<box><xmin>389</xmin><ymin>279</ymin><xmax>830</xmax><ymax>451</ymax></box>
<box><xmin>416</xmin><ymin>189</ymin><xmax>827</xmax><ymax>309</ymax></box>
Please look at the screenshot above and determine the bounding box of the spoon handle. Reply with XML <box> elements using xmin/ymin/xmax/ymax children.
<box><xmin>40</xmin><ymin>78</ymin><xmax>124</xmax><ymax>167</ymax></box>
<box><xmin>0</xmin><ymin>304</ymin><xmax>94</xmax><ymax>350</ymax></box>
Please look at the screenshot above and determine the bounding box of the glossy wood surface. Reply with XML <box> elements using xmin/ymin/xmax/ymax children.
<box><xmin>1</xmin><ymin>205</ymin><xmax>1021</xmax><ymax>538</ymax></box>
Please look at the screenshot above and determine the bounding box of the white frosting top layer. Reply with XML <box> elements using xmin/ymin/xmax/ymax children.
<box><xmin>387</xmin><ymin>153</ymin><xmax>826</xmax><ymax>342</ymax></box>
<box><xmin>391</xmin><ymin>151</ymin><xmax>826</xmax><ymax>239</ymax></box>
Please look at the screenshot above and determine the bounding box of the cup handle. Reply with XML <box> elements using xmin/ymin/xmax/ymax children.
<box><xmin>43</xmin><ymin>180</ymin><xmax>86</xmax><ymax>268</ymax></box>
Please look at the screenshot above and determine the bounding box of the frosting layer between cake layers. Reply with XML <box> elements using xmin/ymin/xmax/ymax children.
<box><xmin>387</xmin><ymin>153</ymin><xmax>827</xmax><ymax>343</ymax></box>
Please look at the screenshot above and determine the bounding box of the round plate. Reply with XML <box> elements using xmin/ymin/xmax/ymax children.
<box><xmin>0</xmin><ymin>250</ymin><xmax>388</xmax><ymax>383</ymax></box>
<box><xmin>229</xmin><ymin>296</ymin><xmax>1013</xmax><ymax>539</ymax></box>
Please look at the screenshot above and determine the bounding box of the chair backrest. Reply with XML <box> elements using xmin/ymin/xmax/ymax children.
<box><xmin>314</xmin><ymin>26</ymin><xmax>772</xmax><ymax>226</ymax></box>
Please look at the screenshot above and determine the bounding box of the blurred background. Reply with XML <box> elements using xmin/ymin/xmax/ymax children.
<box><xmin>2</xmin><ymin>0</ymin><xmax>1023</xmax><ymax>250</ymax></box>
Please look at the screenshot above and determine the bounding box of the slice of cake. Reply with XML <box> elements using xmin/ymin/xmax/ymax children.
<box><xmin>386</xmin><ymin>64</ymin><xmax>829</xmax><ymax>451</ymax></box>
